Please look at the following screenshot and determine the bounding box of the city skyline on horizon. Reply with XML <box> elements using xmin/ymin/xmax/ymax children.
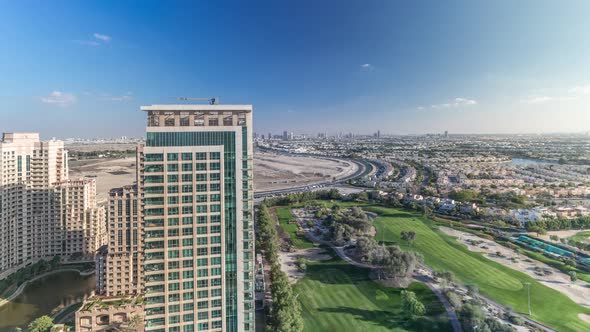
<box><xmin>1</xmin><ymin>1</ymin><xmax>590</xmax><ymax>137</ymax></box>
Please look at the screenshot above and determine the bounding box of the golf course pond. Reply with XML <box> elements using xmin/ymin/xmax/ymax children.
<box><xmin>0</xmin><ymin>270</ymin><xmax>95</xmax><ymax>331</ymax></box>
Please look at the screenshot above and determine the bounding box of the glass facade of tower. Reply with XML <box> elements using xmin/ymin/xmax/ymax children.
<box><xmin>141</xmin><ymin>106</ymin><xmax>254</xmax><ymax>332</ymax></box>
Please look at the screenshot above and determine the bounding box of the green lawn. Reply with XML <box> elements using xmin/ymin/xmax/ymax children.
<box><xmin>274</xmin><ymin>206</ymin><xmax>314</xmax><ymax>249</ymax></box>
<box><xmin>569</xmin><ymin>231</ymin><xmax>590</xmax><ymax>244</ymax></box>
<box><xmin>295</xmin><ymin>257</ymin><xmax>452</xmax><ymax>332</ymax></box>
<box><xmin>365</xmin><ymin>206</ymin><xmax>590</xmax><ymax>332</ymax></box>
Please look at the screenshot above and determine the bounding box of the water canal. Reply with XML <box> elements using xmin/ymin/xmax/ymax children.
<box><xmin>0</xmin><ymin>271</ymin><xmax>95</xmax><ymax>331</ymax></box>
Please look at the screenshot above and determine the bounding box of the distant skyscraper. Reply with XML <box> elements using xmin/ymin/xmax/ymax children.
<box><xmin>267</xmin><ymin>132</ymin><xmax>271</xmax><ymax>140</ymax></box>
<box><xmin>283</xmin><ymin>130</ymin><xmax>288</xmax><ymax>140</ymax></box>
<box><xmin>444</xmin><ymin>130</ymin><xmax>449</xmax><ymax>138</ymax></box>
<box><xmin>140</xmin><ymin>104</ymin><xmax>255</xmax><ymax>332</ymax></box>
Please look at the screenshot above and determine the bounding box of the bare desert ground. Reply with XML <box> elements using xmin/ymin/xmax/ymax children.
<box><xmin>65</xmin><ymin>143</ymin><xmax>137</xmax><ymax>152</ymax></box>
<box><xmin>67</xmin><ymin>145</ymin><xmax>358</xmax><ymax>202</ymax></box>
<box><xmin>69</xmin><ymin>157</ymin><xmax>137</xmax><ymax>203</ymax></box>
<box><xmin>254</xmin><ymin>151</ymin><xmax>358</xmax><ymax>191</ymax></box>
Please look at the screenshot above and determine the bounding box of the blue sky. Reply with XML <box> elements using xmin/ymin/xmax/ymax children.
<box><xmin>1</xmin><ymin>0</ymin><xmax>589</xmax><ymax>138</ymax></box>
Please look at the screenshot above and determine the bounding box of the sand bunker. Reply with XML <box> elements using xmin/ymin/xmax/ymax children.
<box><xmin>439</xmin><ymin>226</ymin><xmax>590</xmax><ymax>307</ymax></box>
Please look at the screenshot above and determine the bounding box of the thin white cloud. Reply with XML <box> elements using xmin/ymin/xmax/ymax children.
<box><xmin>73</xmin><ymin>33</ymin><xmax>112</xmax><ymax>46</ymax></box>
<box><xmin>99</xmin><ymin>92</ymin><xmax>133</xmax><ymax>102</ymax></box>
<box><xmin>40</xmin><ymin>91</ymin><xmax>77</xmax><ymax>107</ymax></box>
<box><xmin>360</xmin><ymin>63</ymin><xmax>373</xmax><ymax>71</ymax></box>
<box><xmin>93</xmin><ymin>33</ymin><xmax>111</xmax><ymax>42</ymax></box>
<box><xmin>107</xmin><ymin>95</ymin><xmax>133</xmax><ymax>102</ymax></box>
<box><xmin>431</xmin><ymin>97</ymin><xmax>478</xmax><ymax>109</ymax></box>
<box><xmin>73</xmin><ymin>40</ymin><xmax>101</xmax><ymax>46</ymax></box>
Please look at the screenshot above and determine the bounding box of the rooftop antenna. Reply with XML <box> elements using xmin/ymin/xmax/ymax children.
<box><xmin>177</xmin><ymin>97</ymin><xmax>220</xmax><ymax>105</ymax></box>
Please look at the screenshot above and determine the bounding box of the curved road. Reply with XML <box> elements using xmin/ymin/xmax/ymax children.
<box><xmin>254</xmin><ymin>157</ymin><xmax>373</xmax><ymax>199</ymax></box>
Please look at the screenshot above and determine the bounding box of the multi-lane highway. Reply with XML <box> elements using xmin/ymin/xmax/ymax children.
<box><xmin>253</xmin><ymin>156</ymin><xmax>373</xmax><ymax>200</ymax></box>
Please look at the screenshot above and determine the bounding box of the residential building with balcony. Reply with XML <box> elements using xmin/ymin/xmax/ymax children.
<box><xmin>140</xmin><ymin>104</ymin><xmax>255</xmax><ymax>332</ymax></box>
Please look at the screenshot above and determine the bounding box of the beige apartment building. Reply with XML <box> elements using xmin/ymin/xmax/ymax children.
<box><xmin>0</xmin><ymin>132</ymin><xmax>107</xmax><ymax>276</ymax></box>
<box><xmin>55</xmin><ymin>178</ymin><xmax>107</xmax><ymax>256</ymax></box>
<box><xmin>77</xmin><ymin>183</ymin><xmax>146</xmax><ymax>331</ymax></box>
<box><xmin>102</xmin><ymin>185</ymin><xmax>144</xmax><ymax>297</ymax></box>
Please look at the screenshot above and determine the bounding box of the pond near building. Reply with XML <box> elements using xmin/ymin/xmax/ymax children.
<box><xmin>0</xmin><ymin>271</ymin><xmax>95</xmax><ymax>331</ymax></box>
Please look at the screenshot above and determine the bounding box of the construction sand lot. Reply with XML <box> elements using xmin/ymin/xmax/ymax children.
<box><xmin>439</xmin><ymin>226</ymin><xmax>590</xmax><ymax>307</ymax></box>
<box><xmin>67</xmin><ymin>145</ymin><xmax>358</xmax><ymax>202</ymax></box>
<box><xmin>254</xmin><ymin>151</ymin><xmax>358</xmax><ymax>192</ymax></box>
<box><xmin>69</xmin><ymin>158</ymin><xmax>137</xmax><ymax>203</ymax></box>
<box><xmin>65</xmin><ymin>143</ymin><xmax>137</xmax><ymax>152</ymax></box>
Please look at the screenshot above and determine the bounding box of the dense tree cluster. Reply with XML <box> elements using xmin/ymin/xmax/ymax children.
<box><xmin>256</xmin><ymin>205</ymin><xmax>304</xmax><ymax>332</ymax></box>
<box><xmin>449</xmin><ymin>189</ymin><xmax>527</xmax><ymax>209</ymax></box>
<box><xmin>458</xmin><ymin>303</ymin><xmax>515</xmax><ymax>332</ymax></box>
<box><xmin>0</xmin><ymin>256</ymin><xmax>61</xmax><ymax>295</ymax></box>
<box><xmin>527</xmin><ymin>216</ymin><xmax>590</xmax><ymax>231</ymax></box>
<box><xmin>27</xmin><ymin>316</ymin><xmax>54</xmax><ymax>332</ymax></box>
<box><xmin>447</xmin><ymin>286</ymin><xmax>515</xmax><ymax>332</ymax></box>
<box><xmin>401</xmin><ymin>230</ymin><xmax>417</xmax><ymax>246</ymax></box>
<box><xmin>316</xmin><ymin>206</ymin><xmax>372</xmax><ymax>245</ymax></box>
<box><xmin>401</xmin><ymin>290</ymin><xmax>426</xmax><ymax>318</ymax></box>
<box><xmin>263</xmin><ymin>189</ymin><xmax>341</xmax><ymax>207</ymax></box>
<box><xmin>355</xmin><ymin>236</ymin><xmax>422</xmax><ymax>283</ymax></box>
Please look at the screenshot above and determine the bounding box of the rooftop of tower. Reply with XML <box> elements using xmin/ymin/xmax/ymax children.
<box><xmin>140</xmin><ymin>104</ymin><xmax>252</xmax><ymax>112</ymax></box>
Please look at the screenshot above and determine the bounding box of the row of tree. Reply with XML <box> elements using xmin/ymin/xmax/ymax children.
<box><xmin>257</xmin><ymin>205</ymin><xmax>304</xmax><ymax>332</ymax></box>
<box><xmin>527</xmin><ymin>216</ymin><xmax>590</xmax><ymax>231</ymax></box>
<box><xmin>0</xmin><ymin>256</ymin><xmax>61</xmax><ymax>295</ymax></box>
<box><xmin>263</xmin><ymin>189</ymin><xmax>341</xmax><ymax>207</ymax></box>
<box><xmin>443</xmin><ymin>285</ymin><xmax>516</xmax><ymax>332</ymax></box>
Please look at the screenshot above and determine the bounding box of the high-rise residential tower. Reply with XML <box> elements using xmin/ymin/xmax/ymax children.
<box><xmin>1</xmin><ymin>133</ymin><xmax>108</xmax><ymax>277</ymax></box>
<box><xmin>140</xmin><ymin>104</ymin><xmax>255</xmax><ymax>332</ymax></box>
<box><xmin>0</xmin><ymin>133</ymin><xmax>67</xmax><ymax>273</ymax></box>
